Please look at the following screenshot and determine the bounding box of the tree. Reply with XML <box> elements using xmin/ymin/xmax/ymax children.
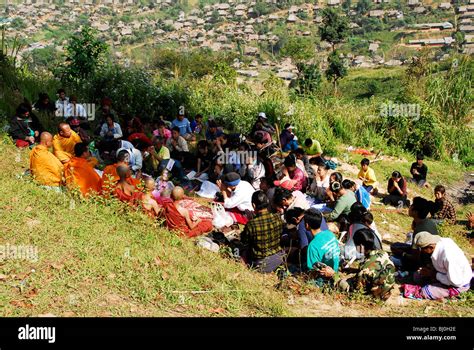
<box><xmin>326</xmin><ymin>50</ymin><xmax>347</xmax><ymax>94</ymax></box>
<box><xmin>319</xmin><ymin>8</ymin><xmax>349</xmax><ymax>52</ymax></box>
<box><xmin>294</xmin><ymin>62</ymin><xmax>322</xmax><ymax>96</ymax></box>
<box><xmin>342</xmin><ymin>0</ymin><xmax>352</xmax><ymax>12</ymax></box>
<box><xmin>61</xmin><ymin>26</ymin><xmax>108</xmax><ymax>83</ymax></box>
<box><xmin>280</xmin><ymin>36</ymin><xmax>315</xmax><ymax>61</ymax></box>
<box><xmin>212</xmin><ymin>62</ymin><xmax>237</xmax><ymax>85</ymax></box>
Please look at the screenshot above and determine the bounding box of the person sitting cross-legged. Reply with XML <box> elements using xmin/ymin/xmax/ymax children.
<box><xmin>358</xmin><ymin>158</ymin><xmax>378</xmax><ymax>195</ymax></box>
<box><xmin>29</xmin><ymin>132</ymin><xmax>64</xmax><ymax>189</ymax></box>
<box><xmin>141</xmin><ymin>177</ymin><xmax>162</xmax><ymax>217</ymax></box>
<box><xmin>64</xmin><ymin>143</ymin><xmax>101</xmax><ymax>196</ymax></box>
<box><xmin>335</xmin><ymin>229</ymin><xmax>396</xmax><ymax>300</ymax></box>
<box><xmin>53</xmin><ymin>122</ymin><xmax>83</xmax><ymax>164</ymax></box>
<box><xmin>410</xmin><ymin>153</ymin><xmax>430</xmax><ymax>188</ymax></box>
<box><xmin>305</xmin><ymin>208</ymin><xmax>341</xmax><ymax>287</ymax></box>
<box><xmin>240</xmin><ymin>191</ymin><xmax>286</xmax><ymax>273</ymax></box>
<box><xmin>429</xmin><ymin>185</ymin><xmax>456</xmax><ymax>225</ymax></box>
<box><xmin>383</xmin><ymin>171</ymin><xmax>410</xmax><ymax>208</ymax></box>
<box><xmin>163</xmin><ymin>186</ymin><xmax>213</xmax><ymax>238</ymax></box>
<box><xmin>402</xmin><ymin>232</ymin><xmax>472</xmax><ymax>300</ymax></box>
<box><xmin>114</xmin><ymin>164</ymin><xmax>143</xmax><ymax>205</ymax></box>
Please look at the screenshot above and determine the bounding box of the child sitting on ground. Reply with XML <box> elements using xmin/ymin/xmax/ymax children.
<box><xmin>142</xmin><ymin>177</ymin><xmax>162</xmax><ymax>217</ymax></box>
<box><xmin>358</xmin><ymin>158</ymin><xmax>378</xmax><ymax>195</ymax></box>
<box><xmin>429</xmin><ymin>185</ymin><xmax>456</xmax><ymax>224</ymax></box>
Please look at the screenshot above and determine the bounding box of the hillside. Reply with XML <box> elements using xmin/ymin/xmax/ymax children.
<box><xmin>1</xmin><ymin>138</ymin><xmax>472</xmax><ymax>317</ymax></box>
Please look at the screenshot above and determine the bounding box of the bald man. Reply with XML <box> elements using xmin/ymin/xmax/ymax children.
<box><xmin>29</xmin><ymin>132</ymin><xmax>64</xmax><ymax>187</ymax></box>
<box><xmin>52</xmin><ymin>122</ymin><xmax>82</xmax><ymax>163</ymax></box>
<box><xmin>163</xmin><ymin>186</ymin><xmax>213</xmax><ymax>237</ymax></box>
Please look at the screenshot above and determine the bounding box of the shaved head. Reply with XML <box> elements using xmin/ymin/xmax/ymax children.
<box><xmin>116</xmin><ymin>165</ymin><xmax>130</xmax><ymax>180</ymax></box>
<box><xmin>58</xmin><ymin>122</ymin><xmax>72</xmax><ymax>138</ymax></box>
<box><xmin>144</xmin><ymin>177</ymin><xmax>155</xmax><ymax>191</ymax></box>
<box><xmin>171</xmin><ymin>186</ymin><xmax>184</xmax><ymax>201</ymax></box>
<box><xmin>40</xmin><ymin>132</ymin><xmax>53</xmax><ymax>148</ymax></box>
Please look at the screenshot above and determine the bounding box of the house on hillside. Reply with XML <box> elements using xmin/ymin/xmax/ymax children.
<box><xmin>327</xmin><ymin>0</ymin><xmax>341</xmax><ymax>6</ymax></box>
<box><xmin>408</xmin><ymin>37</ymin><xmax>455</xmax><ymax>46</ymax></box>
<box><xmin>369</xmin><ymin>10</ymin><xmax>385</xmax><ymax>17</ymax></box>
<box><xmin>411</xmin><ymin>22</ymin><xmax>454</xmax><ymax>30</ymax></box>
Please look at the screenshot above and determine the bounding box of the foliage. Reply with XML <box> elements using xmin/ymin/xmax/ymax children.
<box><xmin>326</xmin><ymin>50</ymin><xmax>348</xmax><ymax>92</ymax></box>
<box><xmin>279</xmin><ymin>36</ymin><xmax>315</xmax><ymax>61</ymax></box>
<box><xmin>319</xmin><ymin>8</ymin><xmax>350</xmax><ymax>51</ymax></box>
<box><xmin>59</xmin><ymin>26</ymin><xmax>108</xmax><ymax>84</ymax></box>
<box><xmin>294</xmin><ymin>62</ymin><xmax>322</xmax><ymax>96</ymax></box>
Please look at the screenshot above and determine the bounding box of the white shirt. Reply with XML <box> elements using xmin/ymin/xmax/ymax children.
<box><xmin>223</xmin><ymin>180</ymin><xmax>255</xmax><ymax>212</ymax></box>
<box><xmin>64</xmin><ymin>103</ymin><xmax>87</xmax><ymax>119</ymax></box>
<box><xmin>117</xmin><ymin>140</ymin><xmax>142</xmax><ymax>172</ymax></box>
<box><xmin>431</xmin><ymin>238</ymin><xmax>472</xmax><ymax>288</ymax></box>
<box><xmin>287</xmin><ymin>190</ymin><xmax>310</xmax><ymax>211</ymax></box>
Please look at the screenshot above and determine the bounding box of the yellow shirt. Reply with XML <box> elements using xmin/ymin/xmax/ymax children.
<box><xmin>29</xmin><ymin>144</ymin><xmax>64</xmax><ymax>186</ymax></box>
<box><xmin>358</xmin><ymin>167</ymin><xmax>377</xmax><ymax>187</ymax></box>
<box><xmin>52</xmin><ymin>130</ymin><xmax>82</xmax><ymax>163</ymax></box>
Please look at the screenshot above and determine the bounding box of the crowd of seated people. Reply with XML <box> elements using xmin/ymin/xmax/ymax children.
<box><xmin>9</xmin><ymin>95</ymin><xmax>472</xmax><ymax>302</ymax></box>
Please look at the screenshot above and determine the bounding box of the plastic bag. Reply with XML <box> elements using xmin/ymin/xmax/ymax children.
<box><xmin>211</xmin><ymin>202</ymin><xmax>234</xmax><ymax>229</ymax></box>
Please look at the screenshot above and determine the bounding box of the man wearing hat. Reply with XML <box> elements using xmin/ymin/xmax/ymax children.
<box><xmin>217</xmin><ymin>172</ymin><xmax>256</xmax><ymax>225</ymax></box>
<box><xmin>279</xmin><ymin>123</ymin><xmax>299</xmax><ymax>152</ymax></box>
<box><xmin>251</xmin><ymin>112</ymin><xmax>276</xmax><ymax>136</ymax></box>
<box><xmin>409</xmin><ymin>231</ymin><xmax>472</xmax><ymax>300</ymax></box>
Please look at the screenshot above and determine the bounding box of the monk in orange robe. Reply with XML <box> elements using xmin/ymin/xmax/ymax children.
<box><xmin>29</xmin><ymin>132</ymin><xmax>64</xmax><ymax>187</ymax></box>
<box><xmin>101</xmin><ymin>149</ymin><xmax>140</xmax><ymax>193</ymax></box>
<box><xmin>52</xmin><ymin>122</ymin><xmax>83</xmax><ymax>163</ymax></box>
<box><xmin>64</xmin><ymin>143</ymin><xmax>101</xmax><ymax>196</ymax></box>
<box><xmin>114</xmin><ymin>165</ymin><xmax>143</xmax><ymax>205</ymax></box>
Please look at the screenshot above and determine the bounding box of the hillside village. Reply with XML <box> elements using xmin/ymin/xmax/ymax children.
<box><xmin>1</xmin><ymin>0</ymin><xmax>473</xmax><ymax>82</ymax></box>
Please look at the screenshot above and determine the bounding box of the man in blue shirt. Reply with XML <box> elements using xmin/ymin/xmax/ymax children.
<box><xmin>305</xmin><ymin>208</ymin><xmax>340</xmax><ymax>286</ymax></box>
<box><xmin>171</xmin><ymin>110</ymin><xmax>194</xmax><ymax>141</ymax></box>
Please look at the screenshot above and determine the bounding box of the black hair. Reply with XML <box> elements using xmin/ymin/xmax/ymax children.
<box><xmin>330</xmin><ymin>181</ymin><xmax>342</xmax><ymax>193</ymax></box>
<box><xmin>16</xmin><ymin>104</ymin><xmax>29</xmax><ymax>116</ymax></box>
<box><xmin>195</xmin><ymin>114</ymin><xmax>203</xmax><ymax>120</ymax></box>
<box><xmin>361</xmin><ymin>211</ymin><xmax>374</xmax><ymax>226</ymax></box>
<box><xmin>197</xmin><ymin>140</ymin><xmax>209</xmax><ymax>149</ymax></box>
<box><xmin>293</xmin><ymin>148</ymin><xmax>305</xmax><ymax>156</ymax></box>
<box><xmin>342</xmin><ymin>179</ymin><xmax>356</xmax><ymax>190</ymax></box>
<box><xmin>411</xmin><ymin>196</ymin><xmax>430</xmax><ymax>219</ymax></box>
<box><xmin>251</xmin><ymin>190</ymin><xmax>269</xmax><ymax>211</ymax></box>
<box><xmin>284</xmin><ymin>154</ymin><xmax>297</xmax><ymax>168</ymax></box>
<box><xmin>304</xmin><ymin>138</ymin><xmax>312</xmax><ymax>147</ymax></box>
<box><xmin>361</xmin><ymin>158</ymin><xmax>370</xmax><ymax>166</ymax></box>
<box><xmin>172</xmin><ymin>126</ymin><xmax>180</xmax><ymax>133</ymax></box>
<box><xmin>273</xmin><ymin>187</ymin><xmax>293</xmax><ymax>206</ymax></box>
<box><xmin>117</xmin><ymin>150</ymin><xmax>129</xmax><ymax>162</ymax></box>
<box><xmin>330</xmin><ymin>172</ymin><xmax>343</xmax><ymax>184</ymax></box>
<box><xmin>57</xmin><ymin>88</ymin><xmax>66</xmax><ymax>94</ymax></box>
<box><xmin>285</xmin><ymin>207</ymin><xmax>305</xmax><ymax>225</ymax></box>
<box><xmin>208</xmin><ymin>120</ymin><xmax>218</xmax><ymax>128</ymax></box>
<box><xmin>349</xmin><ymin>201</ymin><xmax>368</xmax><ymax>223</ymax></box>
<box><xmin>304</xmin><ymin>208</ymin><xmax>323</xmax><ymax>230</ymax></box>
<box><xmin>392</xmin><ymin>171</ymin><xmax>402</xmax><ymax>178</ymax></box>
<box><xmin>434</xmin><ymin>185</ymin><xmax>445</xmax><ymax>194</ymax></box>
<box><xmin>74</xmin><ymin>142</ymin><xmax>88</xmax><ymax>157</ymax></box>
<box><xmin>416</xmin><ymin>153</ymin><xmax>424</xmax><ymax>160</ymax></box>
<box><xmin>353</xmin><ymin>228</ymin><xmax>376</xmax><ymax>252</ymax></box>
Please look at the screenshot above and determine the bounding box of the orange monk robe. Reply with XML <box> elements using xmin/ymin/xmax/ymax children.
<box><xmin>29</xmin><ymin>144</ymin><xmax>64</xmax><ymax>186</ymax></box>
<box><xmin>64</xmin><ymin>157</ymin><xmax>101</xmax><ymax>196</ymax></box>
<box><xmin>101</xmin><ymin>163</ymin><xmax>140</xmax><ymax>192</ymax></box>
<box><xmin>52</xmin><ymin>130</ymin><xmax>82</xmax><ymax>163</ymax></box>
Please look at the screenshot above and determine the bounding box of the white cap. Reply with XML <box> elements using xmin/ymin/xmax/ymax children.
<box><xmin>258</xmin><ymin>112</ymin><xmax>267</xmax><ymax>119</ymax></box>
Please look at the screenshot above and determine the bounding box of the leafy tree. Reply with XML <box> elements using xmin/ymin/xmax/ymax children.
<box><xmin>342</xmin><ymin>0</ymin><xmax>352</xmax><ymax>12</ymax></box>
<box><xmin>319</xmin><ymin>8</ymin><xmax>349</xmax><ymax>51</ymax></box>
<box><xmin>326</xmin><ymin>50</ymin><xmax>347</xmax><ymax>93</ymax></box>
<box><xmin>280</xmin><ymin>36</ymin><xmax>315</xmax><ymax>61</ymax></box>
<box><xmin>61</xmin><ymin>26</ymin><xmax>108</xmax><ymax>83</ymax></box>
<box><xmin>212</xmin><ymin>62</ymin><xmax>237</xmax><ymax>85</ymax></box>
<box><xmin>294</xmin><ymin>62</ymin><xmax>322</xmax><ymax>95</ymax></box>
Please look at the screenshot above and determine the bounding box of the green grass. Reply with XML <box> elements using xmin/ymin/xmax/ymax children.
<box><xmin>0</xmin><ymin>137</ymin><xmax>472</xmax><ymax>317</ymax></box>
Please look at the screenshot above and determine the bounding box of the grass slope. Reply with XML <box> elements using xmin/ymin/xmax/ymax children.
<box><xmin>0</xmin><ymin>137</ymin><xmax>473</xmax><ymax>317</ymax></box>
